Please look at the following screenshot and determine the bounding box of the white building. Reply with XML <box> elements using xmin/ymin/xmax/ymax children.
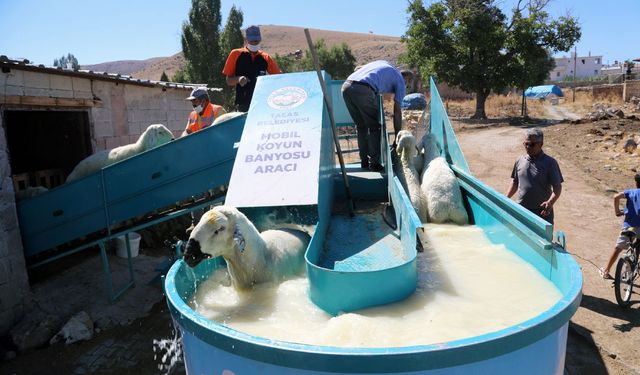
<box><xmin>548</xmin><ymin>53</ymin><xmax>603</xmax><ymax>81</ymax></box>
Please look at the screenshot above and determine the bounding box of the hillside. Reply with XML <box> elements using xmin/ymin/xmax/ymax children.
<box><xmin>129</xmin><ymin>25</ymin><xmax>405</xmax><ymax>81</ymax></box>
<box><xmin>81</xmin><ymin>57</ymin><xmax>166</xmax><ymax>75</ymax></box>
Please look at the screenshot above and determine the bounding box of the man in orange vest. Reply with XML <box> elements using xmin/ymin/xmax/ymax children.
<box><xmin>181</xmin><ymin>87</ymin><xmax>226</xmax><ymax>137</ymax></box>
<box><xmin>222</xmin><ymin>25</ymin><xmax>281</xmax><ymax>112</ymax></box>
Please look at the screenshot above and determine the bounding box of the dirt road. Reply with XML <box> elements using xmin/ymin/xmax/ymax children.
<box><xmin>456</xmin><ymin>123</ymin><xmax>640</xmax><ymax>374</ymax></box>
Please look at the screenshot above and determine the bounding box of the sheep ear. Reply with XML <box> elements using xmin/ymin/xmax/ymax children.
<box><xmin>233</xmin><ymin>226</ymin><xmax>246</xmax><ymax>253</ymax></box>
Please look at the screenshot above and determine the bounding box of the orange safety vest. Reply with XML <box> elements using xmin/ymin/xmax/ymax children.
<box><xmin>186</xmin><ymin>103</ymin><xmax>223</xmax><ymax>134</ymax></box>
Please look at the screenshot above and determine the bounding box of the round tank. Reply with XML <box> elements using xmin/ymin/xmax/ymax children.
<box><xmin>165</xmin><ymin>249</ymin><xmax>582</xmax><ymax>375</ymax></box>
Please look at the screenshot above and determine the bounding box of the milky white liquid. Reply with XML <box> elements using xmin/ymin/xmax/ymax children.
<box><xmin>190</xmin><ymin>224</ymin><xmax>561</xmax><ymax>348</ymax></box>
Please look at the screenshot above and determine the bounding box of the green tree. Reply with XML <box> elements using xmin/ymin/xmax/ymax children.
<box><xmin>506</xmin><ymin>2</ymin><xmax>580</xmax><ymax>116</ymax></box>
<box><xmin>53</xmin><ymin>53</ymin><xmax>80</xmax><ymax>70</ymax></box>
<box><xmin>297</xmin><ymin>39</ymin><xmax>357</xmax><ymax>79</ymax></box>
<box><xmin>274</xmin><ymin>53</ymin><xmax>304</xmax><ymax>73</ymax></box>
<box><xmin>219</xmin><ymin>5</ymin><xmax>244</xmax><ymax>108</ymax></box>
<box><xmin>181</xmin><ymin>0</ymin><xmax>223</xmax><ymax>88</ymax></box>
<box><xmin>160</xmin><ymin>71</ymin><xmax>169</xmax><ymax>82</ymax></box>
<box><xmin>403</xmin><ymin>0</ymin><xmax>580</xmax><ymax>119</ymax></box>
<box><xmin>172</xmin><ymin>68</ymin><xmax>189</xmax><ymax>83</ymax></box>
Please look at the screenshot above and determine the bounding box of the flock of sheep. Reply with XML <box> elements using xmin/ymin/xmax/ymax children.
<box><xmin>22</xmin><ymin>111</ymin><xmax>468</xmax><ymax>295</ymax></box>
<box><xmin>394</xmin><ymin>130</ymin><xmax>468</xmax><ymax>225</ymax></box>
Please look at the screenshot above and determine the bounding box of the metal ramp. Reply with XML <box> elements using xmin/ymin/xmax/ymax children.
<box><xmin>16</xmin><ymin>114</ymin><xmax>247</xmax><ymax>301</ymax></box>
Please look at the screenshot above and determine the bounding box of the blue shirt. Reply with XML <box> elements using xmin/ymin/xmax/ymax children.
<box><xmin>346</xmin><ymin>60</ymin><xmax>406</xmax><ymax>103</ymax></box>
<box><xmin>623</xmin><ymin>189</ymin><xmax>640</xmax><ymax>228</ymax></box>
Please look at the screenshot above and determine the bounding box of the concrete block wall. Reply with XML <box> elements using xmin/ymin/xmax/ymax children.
<box><xmin>0</xmin><ymin>114</ymin><xmax>31</xmax><ymax>336</ymax></box>
<box><xmin>623</xmin><ymin>79</ymin><xmax>640</xmax><ymax>102</ymax></box>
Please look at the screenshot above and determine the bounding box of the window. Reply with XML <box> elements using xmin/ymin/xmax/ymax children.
<box><xmin>596</xmin><ymin>58</ymin><xmax>600</xmax><ymax>64</ymax></box>
<box><xmin>557</xmin><ymin>72</ymin><xmax>560</xmax><ymax>77</ymax></box>
<box><xmin>595</xmin><ymin>70</ymin><xmax>598</xmax><ymax>74</ymax></box>
<box><xmin>581</xmin><ymin>59</ymin><xmax>585</xmax><ymax>64</ymax></box>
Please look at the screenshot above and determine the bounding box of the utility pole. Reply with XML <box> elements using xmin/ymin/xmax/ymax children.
<box><xmin>572</xmin><ymin>47</ymin><xmax>577</xmax><ymax>102</ymax></box>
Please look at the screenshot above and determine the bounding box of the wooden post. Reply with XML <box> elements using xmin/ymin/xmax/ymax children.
<box><xmin>304</xmin><ymin>28</ymin><xmax>355</xmax><ymax>216</ymax></box>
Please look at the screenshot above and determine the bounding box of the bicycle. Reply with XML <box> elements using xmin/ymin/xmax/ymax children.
<box><xmin>614</xmin><ymin>228</ymin><xmax>640</xmax><ymax>307</ymax></box>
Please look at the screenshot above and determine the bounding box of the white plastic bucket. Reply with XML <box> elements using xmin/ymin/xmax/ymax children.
<box><xmin>114</xmin><ymin>232</ymin><xmax>141</xmax><ymax>258</ymax></box>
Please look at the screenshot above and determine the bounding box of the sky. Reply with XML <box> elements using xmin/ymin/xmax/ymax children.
<box><xmin>1</xmin><ymin>0</ymin><xmax>638</xmax><ymax>67</ymax></box>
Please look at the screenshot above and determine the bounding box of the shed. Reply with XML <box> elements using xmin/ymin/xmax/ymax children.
<box><xmin>0</xmin><ymin>55</ymin><xmax>221</xmax><ymax>336</ymax></box>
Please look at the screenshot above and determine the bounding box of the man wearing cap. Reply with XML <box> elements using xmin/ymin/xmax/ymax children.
<box><xmin>181</xmin><ymin>87</ymin><xmax>226</xmax><ymax>137</ymax></box>
<box><xmin>341</xmin><ymin>60</ymin><xmax>412</xmax><ymax>172</ymax></box>
<box><xmin>222</xmin><ymin>25</ymin><xmax>281</xmax><ymax>112</ymax></box>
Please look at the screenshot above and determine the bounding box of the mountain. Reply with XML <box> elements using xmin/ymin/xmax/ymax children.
<box><xmin>81</xmin><ymin>57</ymin><xmax>166</xmax><ymax>76</ymax></box>
<box><xmin>127</xmin><ymin>25</ymin><xmax>405</xmax><ymax>81</ymax></box>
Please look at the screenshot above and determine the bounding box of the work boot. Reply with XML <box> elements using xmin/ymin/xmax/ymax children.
<box><xmin>369</xmin><ymin>163</ymin><xmax>384</xmax><ymax>172</ymax></box>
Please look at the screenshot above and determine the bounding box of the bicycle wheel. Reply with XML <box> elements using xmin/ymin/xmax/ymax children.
<box><xmin>614</xmin><ymin>257</ymin><xmax>635</xmax><ymax>307</ymax></box>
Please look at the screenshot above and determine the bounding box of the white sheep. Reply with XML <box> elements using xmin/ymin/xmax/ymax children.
<box><xmin>212</xmin><ymin>111</ymin><xmax>244</xmax><ymax>126</ymax></box>
<box><xmin>66</xmin><ymin>124</ymin><xmax>174</xmax><ymax>182</ymax></box>
<box><xmin>419</xmin><ymin>132</ymin><xmax>441</xmax><ymax>178</ymax></box>
<box><xmin>395</xmin><ymin>130</ymin><xmax>427</xmax><ymax>222</ymax></box>
<box><xmin>183</xmin><ymin>205</ymin><xmax>310</xmax><ymax>289</ymax></box>
<box><xmin>420</xmin><ymin>156</ymin><xmax>468</xmax><ymax>225</ymax></box>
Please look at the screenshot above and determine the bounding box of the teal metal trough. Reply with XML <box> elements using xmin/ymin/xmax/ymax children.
<box><xmin>165</xmin><ymin>75</ymin><xmax>582</xmax><ymax>374</ymax></box>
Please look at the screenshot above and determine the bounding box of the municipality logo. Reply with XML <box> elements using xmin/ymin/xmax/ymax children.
<box><xmin>267</xmin><ymin>86</ymin><xmax>308</xmax><ymax>110</ymax></box>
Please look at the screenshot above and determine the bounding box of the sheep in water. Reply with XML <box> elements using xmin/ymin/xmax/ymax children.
<box><xmin>183</xmin><ymin>205</ymin><xmax>310</xmax><ymax>289</ymax></box>
<box><xmin>66</xmin><ymin>124</ymin><xmax>174</xmax><ymax>182</ymax></box>
<box><xmin>395</xmin><ymin>130</ymin><xmax>427</xmax><ymax>222</ymax></box>
<box><xmin>419</xmin><ymin>134</ymin><xmax>468</xmax><ymax>225</ymax></box>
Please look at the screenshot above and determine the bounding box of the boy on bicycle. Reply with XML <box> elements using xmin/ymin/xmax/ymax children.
<box><xmin>600</xmin><ymin>173</ymin><xmax>640</xmax><ymax>279</ymax></box>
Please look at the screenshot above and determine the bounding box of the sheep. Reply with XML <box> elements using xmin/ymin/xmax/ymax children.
<box><xmin>212</xmin><ymin>111</ymin><xmax>244</xmax><ymax>126</ymax></box>
<box><xmin>183</xmin><ymin>205</ymin><xmax>310</xmax><ymax>289</ymax></box>
<box><xmin>419</xmin><ymin>132</ymin><xmax>441</xmax><ymax>178</ymax></box>
<box><xmin>420</xmin><ymin>156</ymin><xmax>468</xmax><ymax>225</ymax></box>
<box><xmin>395</xmin><ymin>130</ymin><xmax>427</xmax><ymax>222</ymax></box>
<box><xmin>66</xmin><ymin>124</ymin><xmax>174</xmax><ymax>182</ymax></box>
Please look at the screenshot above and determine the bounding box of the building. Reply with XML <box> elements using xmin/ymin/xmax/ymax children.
<box><xmin>0</xmin><ymin>56</ymin><xmax>220</xmax><ymax>336</ymax></box>
<box><xmin>548</xmin><ymin>53</ymin><xmax>603</xmax><ymax>82</ymax></box>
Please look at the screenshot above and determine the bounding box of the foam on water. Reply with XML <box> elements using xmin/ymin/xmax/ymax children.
<box><xmin>190</xmin><ymin>224</ymin><xmax>561</xmax><ymax>348</ymax></box>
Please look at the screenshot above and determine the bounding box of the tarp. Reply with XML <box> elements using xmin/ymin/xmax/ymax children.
<box><xmin>401</xmin><ymin>93</ymin><xmax>427</xmax><ymax>110</ymax></box>
<box><xmin>524</xmin><ymin>85</ymin><xmax>564</xmax><ymax>98</ymax></box>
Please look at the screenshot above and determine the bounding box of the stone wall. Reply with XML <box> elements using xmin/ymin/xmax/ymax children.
<box><xmin>0</xmin><ymin>114</ymin><xmax>30</xmax><ymax>336</ymax></box>
<box><xmin>0</xmin><ymin>66</ymin><xmax>211</xmax><ymax>336</ymax></box>
<box><xmin>624</xmin><ymin>79</ymin><xmax>640</xmax><ymax>102</ymax></box>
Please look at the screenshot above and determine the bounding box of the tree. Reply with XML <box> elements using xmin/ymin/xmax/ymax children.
<box><xmin>403</xmin><ymin>0</ymin><xmax>580</xmax><ymax>119</ymax></box>
<box><xmin>181</xmin><ymin>0</ymin><xmax>224</xmax><ymax>88</ymax></box>
<box><xmin>219</xmin><ymin>5</ymin><xmax>244</xmax><ymax>107</ymax></box>
<box><xmin>304</xmin><ymin>40</ymin><xmax>357</xmax><ymax>80</ymax></box>
<box><xmin>274</xmin><ymin>53</ymin><xmax>304</xmax><ymax>74</ymax></box>
<box><xmin>506</xmin><ymin>1</ymin><xmax>581</xmax><ymax>116</ymax></box>
<box><xmin>219</xmin><ymin>5</ymin><xmax>244</xmax><ymax>55</ymax></box>
<box><xmin>160</xmin><ymin>71</ymin><xmax>169</xmax><ymax>82</ymax></box>
<box><xmin>53</xmin><ymin>53</ymin><xmax>80</xmax><ymax>70</ymax></box>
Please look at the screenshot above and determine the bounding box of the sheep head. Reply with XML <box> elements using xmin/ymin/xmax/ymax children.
<box><xmin>396</xmin><ymin>130</ymin><xmax>418</xmax><ymax>159</ymax></box>
<box><xmin>139</xmin><ymin>124</ymin><xmax>174</xmax><ymax>151</ymax></box>
<box><xmin>184</xmin><ymin>206</ymin><xmax>244</xmax><ymax>268</ymax></box>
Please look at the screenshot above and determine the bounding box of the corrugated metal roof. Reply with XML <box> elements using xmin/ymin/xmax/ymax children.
<box><xmin>0</xmin><ymin>55</ymin><xmax>222</xmax><ymax>92</ymax></box>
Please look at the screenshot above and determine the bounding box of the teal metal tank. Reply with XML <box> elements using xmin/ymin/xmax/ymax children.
<box><xmin>164</xmin><ymin>75</ymin><xmax>582</xmax><ymax>374</ymax></box>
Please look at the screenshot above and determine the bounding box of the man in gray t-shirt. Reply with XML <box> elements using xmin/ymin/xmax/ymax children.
<box><xmin>506</xmin><ymin>128</ymin><xmax>563</xmax><ymax>224</ymax></box>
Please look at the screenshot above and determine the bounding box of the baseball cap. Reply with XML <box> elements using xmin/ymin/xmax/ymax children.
<box><xmin>400</xmin><ymin>69</ymin><xmax>413</xmax><ymax>77</ymax></box>
<box><xmin>185</xmin><ymin>87</ymin><xmax>209</xmax><ymax>100</ymax></box>
<box><xmin>245</xmin><ymin>25</ymin><xmax>261</xmax><ymax>43</ymax></box>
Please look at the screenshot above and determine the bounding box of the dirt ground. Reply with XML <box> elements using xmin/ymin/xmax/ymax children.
<box><xmin>3</xmin><ymin>100</ymin><xmax>640</xmax><ymax>374</ymax></box>
<box><xmin>454</xmin><ymin>110</ymin><xmax>640</xmax><ymax>374</ymax></box>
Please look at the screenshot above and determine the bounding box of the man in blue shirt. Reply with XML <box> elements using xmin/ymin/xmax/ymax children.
<box><xmin>341</xmin><ymin>61</ymin><xmax>412</xmax><ymax>171</ymax></box>
<box><xmin>600</xmin><ymin>174</ymin><xmax>640</xmax><ymax>279</ymax></box>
